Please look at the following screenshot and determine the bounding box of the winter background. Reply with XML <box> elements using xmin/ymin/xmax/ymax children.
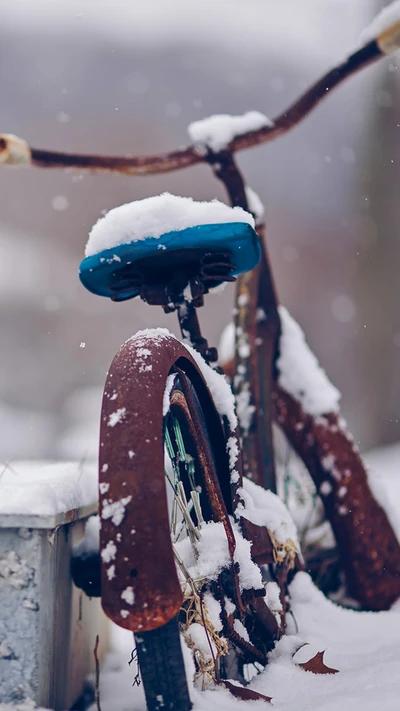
<box><xmin>1</xmin><ymin>0</ymin><xmax>400</xmax><ymax>463</ymax></box>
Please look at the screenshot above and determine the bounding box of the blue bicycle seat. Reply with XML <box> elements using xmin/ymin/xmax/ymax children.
<box><xmin>79</xmin><ymin>222</ymin><xmax>260</xmax><ymax>302</ymax></box>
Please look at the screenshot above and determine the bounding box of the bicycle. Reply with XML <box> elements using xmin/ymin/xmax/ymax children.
<box><xmin>3</xmin><ymin>9</ymin><xmax>400</xmax><ymax>710</ymax></box>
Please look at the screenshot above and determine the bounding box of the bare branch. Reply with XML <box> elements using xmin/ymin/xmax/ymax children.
<box><xmin>94</xmin><ymin>634</ymin><xmax>102</xmax><ymax>711</ymax></box>
<box><xmin>0</xmin><ymin>40</ymin><xmax>383</xmax><ymax>176</ymax></box>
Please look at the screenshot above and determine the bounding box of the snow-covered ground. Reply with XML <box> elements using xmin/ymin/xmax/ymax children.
<box><xmin>92</xmin><ymin>569</ymin><xmax>400</xmax><ymax>711</ymax></box>
<box><xmin>2</xmin><ymin>416</ymin><xmax>400</xmax><ymax>710</ymax></box>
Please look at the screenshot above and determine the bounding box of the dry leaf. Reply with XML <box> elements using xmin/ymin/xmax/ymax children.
<box><xmin>298</xmin><ymin>649</ymin><xmax>338</xmax><ymax>675</ymax></box>
<box><xmin>221</xmin><ymin>679</ymin><xmax>272</xmax><ymax>703</ymax></box>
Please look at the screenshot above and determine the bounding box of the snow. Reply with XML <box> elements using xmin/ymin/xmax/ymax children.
<box><xmin>101</xmin><ymin>540</ymin><xmax>117</xmax><ymax>564</ymax></box>
<box><xmin>0</xmin><ymin>551</ymin><xmax>34</xmax><ymax>590</ymax></box>
<box><xmin>265</xmin><ymin>581</ymin><xmax>283</xmax><ymax>624</ymax></box>
<box><xmin>85</xmin><ymin>193</ymin><xmax>254</xmax><ymax>257</ymax></box>
<box><xmin>186</xmin><ymin>622</ymin><xmax>217</xmax><ymax>661</ymax></box>
<box><xmin>233</xmin><ymin>618</ymin><xmax>250</xmax><ymax>642</ymax></box>
<box><xmin>54</xmin><ymin>436</ymin><xmax>400</xmax><ymax>711</ymax></box>
<box><xmin>320</xmin><ymin>481</ymin><xmax>333</xmax><ymax>497</ymax></box>
<box><xmin>102</xmin><ymin>495</ymin><xmax>132</xmax><ymax>526</ymax></box>
<box><xmin>277</xmin><ymin>306</ymin><xmax>341</xmax><ymax>417</ymax></box>
<box><xmin>244</xmin><ymin>186</ymin><xmax>265</xmax><ymax>221</ymax></box>
<box><xmin>202</xmin><ymin>593</ymin><xmax>223</xmax><ymax>633</ymax></box>
<box><xmin>188</xmin><ymin>112</ymin><xmax>272</xmax><ymax>153</ymax></box>
<box><xmin>232</xmin><ymin>521</ymin><xmax>263</xmax><ymax>591</ymax></box>
<box><xmin>236</xmin><ymin>478</ymin><xmax>300</xmax><ymax>554</ymax></box>
<box><xmin>174</xmin><ymin>518</ymin><xmax>263</xmax><ymax>593</ymax></box>
<box><xmin>163</xmin><ymin>373</ymin><xmax>176</xmax><ymax>416</ymax></box>
<box><xmin>107</xmin><ymin>565</ymin><xmax>115</xmax><ymax>581</ymax></box>
<box><xmin>107</xmin><ymin>408</ymin><xmax>126</xmax><ymax>427</ymax></box>
<box><xmin>226</xmin><ymin>435</ymin><xmax>240</xmax><ymax>484</ymax></box>
<box><xmin>183</xmin><ymin>342</ymin><xmax>238</xmax><ymax>431</ymax></box>
<box><xmin>0</xmin><ymin>460</ymin><xmax>97</xmax><ymax>517</ymax></box>
<box><xmin>129</xmin><ymin>327</ymin><xmax>172</xmax><ymax>345</ymax></box>
<box><xmin>235</xmin><ymin>383</ymin><xmax>256</xmax><ymax>434</ymax></box>
<box><xmin>89</xmin><ymin>568</ymin><xmax>400</xmax><ymax>711</ymax></box>
<box><xmin>121</xmin><ymin>586</ymin><xmax>135</xmax><ymax>605</ymax></box>
<box><xmin>0</xmin><ymin>701</ymin><xmax>49</xmax><ymax>711</ymax></box>
<box><xmin>360</xmin><ymin>1</ymin><xmax>400</xmax><ymax>51</ymax></box>
<box><xmin>72</xmin><ymin>515</ymin><xmax>100</xmax><ymax>557</ymax></box>
<box><xmin>175</xmin><ymin>521</ymin><xmax>230</xmax><ymax>583</ymax></box>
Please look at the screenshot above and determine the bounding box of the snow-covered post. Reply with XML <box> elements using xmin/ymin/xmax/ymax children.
<box><xmin>0</xmin><ymin>462</ymin><xmax>104</xmax><ymax>708</ymax></box>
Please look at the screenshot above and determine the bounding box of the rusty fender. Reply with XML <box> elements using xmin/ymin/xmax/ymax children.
<box><xmin>99</xmin><ymin>333</ymin><xmax>237</xmax><ymax>632</ymax></box>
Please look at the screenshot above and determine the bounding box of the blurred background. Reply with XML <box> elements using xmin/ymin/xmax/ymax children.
<box><xmin>0</xmin><ymin>0</ymin><xmax>399</xmax><ymax>462</ymax></box>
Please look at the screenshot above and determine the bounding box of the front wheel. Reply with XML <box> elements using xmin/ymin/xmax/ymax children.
<box><xmin>98</xmin><ymin>333</ymin><xmax>234</xmax><ymax>710</ymax></box>
<box><xmin>98</xmin><ymin>332</ymin><xmax>281</xmax><ymax>710</ymax></box>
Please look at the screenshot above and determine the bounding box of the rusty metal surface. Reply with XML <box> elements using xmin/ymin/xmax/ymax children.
<box><xmin>99</xmin><ymin>332</ymin><xmax>238</xmax><ymax>632</ymax></box>
<box><xmin>207</xmin><ymin>150</ymin><xmax>278</xmax><ymax>492</ymax></box>
<box><xmin>273</xmin><ymin>384</ymin><xmax>400</xmax><ymax>610</ymax></box>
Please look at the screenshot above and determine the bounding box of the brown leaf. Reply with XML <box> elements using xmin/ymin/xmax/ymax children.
<box><xmin>298</xmin><ymin>650</ymin><xmax>338</xmax><ymax>675</ymax></box>
<box><xmin>221</xmin><ymin>679</ymin><xmax>272</xmax><ymax>703</ymax></box>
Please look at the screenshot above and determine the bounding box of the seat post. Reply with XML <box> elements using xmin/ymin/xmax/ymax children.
<box><xmin>176</xmin><ymin>293</ymin><xmax>218</xmax><ymax>365</ymax></box>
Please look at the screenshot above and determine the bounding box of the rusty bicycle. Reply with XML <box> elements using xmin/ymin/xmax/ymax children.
<box><xmin>3</xmin><ymin>11</ymin><xmax>400</xmax><ymax>711</ymax></box>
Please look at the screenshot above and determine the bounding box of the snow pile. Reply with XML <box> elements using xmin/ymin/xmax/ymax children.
<box><xmin>277</xmin><ymin>306</ymin><xmax>341</xmax><ymax>416</ymax></box>
<box><xmin>360</xmin><ymin>1</ymin><xmax>400</xmax><ymax>47</ymax></box>
<box><xmin>0</xmin><ymin>460</ymin><xmax>97</xmax><ymax>517</ymax></box>
<box><xmin>91</xmin><ymin>570</ymin><xmax>400</xmax><ymax>711</ymax></box>
<box><xmin>218</xmin><ymin>307</ymin><xmax>341</xmax><ymax>419</ymax></box>
<box><xmin>176</xmin><ymin>521</ymin><xmax>231</xmax><ymax>583</ymax></box>
<box><xmin>249</xmin><ymin>571</ymin><xmax>400</xmax><ymax>710</ymax></box>
<box><xmin>85</xmin><ymin>193</ymin><xmax>254</xmax><ymax>257</ymax></box>
<box><xmin>236</xmin><ymin>478</ymin><xmax>300</xmax><ymax>555</ymax></box>
<box><xmin>188</xmin><ymin>112</ymin><xmax>272</xmax><ymax>153</ymax></box>
<box><xmin>219</xmin><ymin>307</ymin><xmax>342</xmax><ymax>417</ymax></box>
<box><xmin>174</xmin><ymin>519</ymin><xmax>263</xmax><ymax>593</ymax></box>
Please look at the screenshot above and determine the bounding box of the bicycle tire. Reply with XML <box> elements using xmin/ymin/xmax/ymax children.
<box><xmin>135</xmin><ymin>615</ymin><xmax>191</xmax><ymax>711</ymax></box>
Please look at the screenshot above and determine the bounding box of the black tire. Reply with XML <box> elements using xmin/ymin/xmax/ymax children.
<box><xmin>135</xmin><ymin>616</ymin><xmax>192</xmax><ymax>711</ymax></box>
